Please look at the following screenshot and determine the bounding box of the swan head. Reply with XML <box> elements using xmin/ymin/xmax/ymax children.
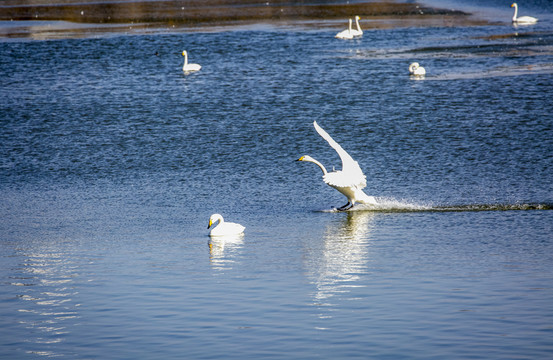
<box><xmin>297</xmin><ymin>155</ymin><xmax>328</xmax><ymax>175</ymax></box>
<box><xmin>182</xmin><ymin>50</ymin><xmax>187</xmax><ymax>56</ymax></box>
<box><xmin>208</xmin><ymin>213</ymin><xmax>224</xmax><ymax>229</ymax></box>
<box><xmin>511</xmin><ymin>3</ymin><xmax>517</xmax><ymax>8</ymax></box>
<box><xmin>355</xmin><ymin>15</ymin><xmax>361</xmax><ymax>20</ymax></box>
<box><xmin>409</xmin><ymin>62</ymin><xmax>426</xmax><ymax>76</ymax></box>
<box><xmin>297</xmin><ymin>155</ymin><xmax>316</xmax><ymax>163</ymax></box>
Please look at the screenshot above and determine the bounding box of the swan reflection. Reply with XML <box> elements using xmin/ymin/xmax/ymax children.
<box><xmin>208</xmin><ymin>235</ymin><xmax>244</xmax><ymax>270</ymax></box>
<box><xmin>305</xmin><ymin>211</ymin><xmax>376</xmax><ymax>308</ymax></box>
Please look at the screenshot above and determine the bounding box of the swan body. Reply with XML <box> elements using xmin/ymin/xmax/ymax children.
<box><xmin>297</xmin><ymin>121</ymin><xmax>378</xmax><ymax>211</ymax></box>
<box><xmin>350</xmin><ymin>16</ymin><xmax>363</xmax><ymax>37</ymax></box>
<box><xmin>335</xmin><ymin>19</ymin><xmax>354</xmax><ymax>40</ymax></box>
<box><xmin>511</xmin><ymin>3</ymin><xmax>538</xmax><ymax>24</ymax></box>
<box><xmin>409</xmin><ymin>62</ymin><xmax>426</xmax><ymax>76</ymax></box>
<box><xmin>208</xmin><ymin>214</ymin><xmax>245</xmax><ymax>236</ymax></box>
<box><xmin>182</xmin><ymin>50</ymin><xmax>201</xmax><ymax>72</ymax></box>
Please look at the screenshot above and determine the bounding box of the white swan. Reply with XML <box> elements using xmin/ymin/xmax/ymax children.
<box><xmin>182</xmin><ymin>50</ymin><xmax>201</xmax><ymax>72</ymax></box>
<box><xmin>335</xmin><ymin>19</ymin><xmax>354</xmax><ymax>40</ymax></box>
<box><xmin>511</xmin><ymin>3</ymin><xmax>538</xmax><ymax>24</ymax></box>
<box><xmin>350</xmin><ymin>16</ymin><xmax>363</xmax><ymax>37</ymax></box>
<box><xmin>409</xmin><ymin>62</ymin><xmax>426</xmax><ymax>76</ymax></box>
<box><xmin>208</xmin><ymin>214</ymin><xmax>245</xmax><ymax>236</ymax></box>
<box><xmin>297</xmin><ymin>121</ymin><xmax>378</xmax><ymax>211</ymax></box>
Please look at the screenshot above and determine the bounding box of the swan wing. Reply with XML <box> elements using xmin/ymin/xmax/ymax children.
<box><xmin>323</xmin><ymin>170</ymin><xmax>364</xmax><ymax>189</ymax></box>
<box><xmin>183</xmin><ymin>63</ymin><xmax>201</xmax><ymax>72</ymax></box>
<box><xmin>517</xmin><ymin>16</ymin><xmax>538</xmax><ymax>23</ymax></box>
<box><xmin>335</xmin><ymin>30</ymin><xmax>353</xmax><ymax>39</ymax></box>
<box><xmin>210</xmin><ymin>222</ymin><xmax>245</xmax><ymax>236</ymax></box>
<box><xmin>313</xmin><ymin>121</ymin><xmax>366</xmax><ymax>188</ymax></box>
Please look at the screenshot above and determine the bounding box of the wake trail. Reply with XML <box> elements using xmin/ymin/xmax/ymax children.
<box><xmin>320</xmin><ymin>197</ymin><xmax>553</xmax><ymax>213</ymax></box>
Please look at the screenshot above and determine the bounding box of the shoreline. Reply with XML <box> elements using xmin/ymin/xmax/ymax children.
<box><xmin>0</xmin><ymin>1</ymin><xmax>492</xmax><ymax>40</ymax></box>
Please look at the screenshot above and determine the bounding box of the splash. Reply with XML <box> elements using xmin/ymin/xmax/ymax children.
<box><xmin>321</xmin><ymin>197</ymin><xmax>432</xmax><ymax>212</ymax></box>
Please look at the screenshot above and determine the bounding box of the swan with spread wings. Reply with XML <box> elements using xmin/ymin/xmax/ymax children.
<box><xmin>297</xmin><ymin>121</ymin><xmax>378</xmax><ymax>210</ymax></box>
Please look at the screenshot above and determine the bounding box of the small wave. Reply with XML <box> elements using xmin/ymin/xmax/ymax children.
<box><xmin>427</xmin><ymin>63</ymin><xmax>553</xmax><ymax>81</ymax></box>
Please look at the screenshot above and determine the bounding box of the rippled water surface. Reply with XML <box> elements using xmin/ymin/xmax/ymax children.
<box><xmin>1</xmin><ymin>1</ymin><xmax>553</xmax><ymax>358</ymax></box>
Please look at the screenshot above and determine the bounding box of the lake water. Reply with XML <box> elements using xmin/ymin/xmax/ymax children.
<box><xmin>1</xmin><ymin>0</ymin><xmax>553</xmax><ymax>358</ymax></box>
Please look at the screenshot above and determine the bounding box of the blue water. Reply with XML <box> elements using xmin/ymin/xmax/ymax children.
<box><xmin>1</xmin><ymin>1</ymin><xmax>553</xmax><ymax>358</ymax></box>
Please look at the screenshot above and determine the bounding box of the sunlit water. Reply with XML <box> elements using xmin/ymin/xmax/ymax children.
<box><xmin>1</xmin><ymin>0</ymin><xmax>553</xmax><ymax>358</ymax></box>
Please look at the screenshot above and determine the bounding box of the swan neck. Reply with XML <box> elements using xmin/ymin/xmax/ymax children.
<box><xmin>355</xmin><ymin>17</ymin><xmax>361</xmax><ymax>31</ymax></box>
<box><xmin>309</xmin><ymin>158</ymin><xmax>328</xmax><ymax>175</ymax></box>
<box><xmin>513</xmin><ymin>5</ymin><xmax>518</xmax><ymax>20</ymax></box>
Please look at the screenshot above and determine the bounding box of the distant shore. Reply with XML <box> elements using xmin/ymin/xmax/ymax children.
<box><xmin>0</xmin><ymin>0</ymin><xmax>490</xmax><ymax>39</ymax></box>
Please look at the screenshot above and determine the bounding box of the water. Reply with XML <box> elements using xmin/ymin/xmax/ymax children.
<box><xmin>1</xmin><ymin>0</ymin><xmax>553</xmax><ymax>358</ymax></box>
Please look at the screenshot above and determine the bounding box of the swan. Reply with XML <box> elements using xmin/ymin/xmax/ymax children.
<box><xmin>182</xmin><ymin>50</ymin><xmax>201</xmax><ymax>72</ymax></box>
<box><xmin>335</xmin><ymin>19</ymin><xmax>354</xmax><ymax>40</ymax></box>
<box><xmin>208</xmin><ymin>214</ymin><xmax>245</xmax><ymax>236</ymax></box>
<box><xmin>409</xmin><ymin>62</ymin><xmax>426</xmax><ymax>76</ymax></box>
<box><xmin>511</xmin><ymin>3</ymin><xmax>538</xmax><ymax>24</ymax></box>
<box><xmin>350</xmin><ymin>16</ymin><xmax>363</xmax><ymax>37</ymax></box>
<box><xmin>297</xmin><ymin>121</ymin><xmax>378</xmax><ymax>211</ymax></box>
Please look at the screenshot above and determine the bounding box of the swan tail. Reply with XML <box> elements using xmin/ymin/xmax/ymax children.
<box><xmin>356</xmin><ymin>190</ymin><xmax>378</xmax><ymax>206</ymax></box>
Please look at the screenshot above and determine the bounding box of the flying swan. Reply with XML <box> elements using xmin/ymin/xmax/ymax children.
<box><xmin>208</xmin><ymin>214</ymin><xmax>245</xmax><ymax>236</ymax></box>
<box><xmin>511</xmin><ymin>3</ymin><xmax>538</xmax><ymax>24</ymax></box>
<box><xmin>409</xmin><ymin>62</ymin><xmax>426</xmax><ymax>76</ymax></box>
<box><xmin>350</xmin><ymin>16</ymin><xmax>363</xmax><ymax>37</ymax></box>
<box><xmin>335</xmin><ymin>19</ymin><xmax>354</xmax><ymax>40</ymax></box>
<box><xmin>182</xmin><ymin>50</ymin><xmax>201</xmax><ymax>72</ymax></box>
<box><xmin>297</xmin><ymin>121</ymin><xmax>378</xmax><ymax>211</ymax></box>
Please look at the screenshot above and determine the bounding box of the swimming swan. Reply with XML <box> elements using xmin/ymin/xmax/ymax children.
<box><xmin>350</xmin><ymin>16</ymin><xmax>363</xmax><ymax>37</ymax></box>
<box><xmin>208</xmin><ymin>214</ymin><xmax>245</xmax><ymax>236</ymax></box>
<box><xmin>335</xmin><ymin>19</ymin><xmax>354</xmax><ymax>40</ymax></box>
<box><xmin>511</xmin><ymin>3</ymin><xmax>538</xmax><ymax>24</ymax></box>
<box><xmin>182</xmin><ymin>50</ymin><xmax>201</xmax><ymax>72</ymax></box>
<box><xmin>297</xmin><ymin>121</ymin><xmax>378</xmax><ymax>211</ymax></box>
<box><xmin>409</xmin><ymin>62</ymin><xmax>426</xmax><ymax>76</ymax></box>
